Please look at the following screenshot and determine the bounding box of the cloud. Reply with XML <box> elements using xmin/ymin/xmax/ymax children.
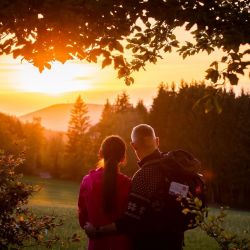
<box><xmin>73</xmin><ymin>76</ymin><xmax>92</xmax><ymax>81</ymax></box>
<box><xmin>0</xmin><ymin>68</ymin><xmax>20</xmax><ymax>73</ymax></box>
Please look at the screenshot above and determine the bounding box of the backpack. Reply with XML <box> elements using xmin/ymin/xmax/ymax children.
<box><xmin>142</xmin><ymin>150</ymin><xmax>206</xmax><ymax>232</ymax></box>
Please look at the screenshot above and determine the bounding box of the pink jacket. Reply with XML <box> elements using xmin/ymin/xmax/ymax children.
<box><xmin>78</xmin><ymin>168</ymin><xmax>131</xmax><ymax>250</ymax></box>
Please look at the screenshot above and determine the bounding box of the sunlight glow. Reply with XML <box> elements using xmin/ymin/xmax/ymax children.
<box><xmin>17</xmin><ymin>61</ymin><xmax>98</xmax><ymax>95</ymax></box>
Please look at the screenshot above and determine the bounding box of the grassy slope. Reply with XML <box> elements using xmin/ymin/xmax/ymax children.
<box><xmin>24</xmin><ymin>176</ymin><xmax>250</xmax><ymax>250</ymax></box>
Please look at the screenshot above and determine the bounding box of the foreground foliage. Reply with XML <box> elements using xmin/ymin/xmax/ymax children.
<box><xmin>184</xmin><ymin>196</ymin><xmax>250</xmax><ymax>250</ymax></box>
<box><xmin>0</xmin><ymin>0</ymin><xmax>249</xmax><ymax>85</ymax></box>
<box><xmin>0</xmin><ymin>152</ymin><xmax>80</xmax><ymax>249</ymax></box>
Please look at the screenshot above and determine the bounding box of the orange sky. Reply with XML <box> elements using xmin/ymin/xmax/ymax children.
<box><xmin>0</xmin><ymin>28</ymin><xmax>249</xmax><ymax>116</ymax></box>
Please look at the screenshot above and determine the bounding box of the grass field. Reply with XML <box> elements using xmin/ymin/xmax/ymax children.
<box><xmin>24</xmin><ymin>176</ymin><xmax>250</xmax><ymax>250</ymax></box>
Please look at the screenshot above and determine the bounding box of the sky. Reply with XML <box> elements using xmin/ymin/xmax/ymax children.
<box><xmin>0</xmin><ymin>29</ymin><xmax>249</xmax><ymax>116</ymax></box>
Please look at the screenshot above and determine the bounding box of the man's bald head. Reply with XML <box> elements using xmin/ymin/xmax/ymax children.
<box><xmin>131</xmin><ymin>124</ymin><xmax>159</xmax><ymax>160</ymax></box>
<box><xmin>131</xmin><ymin>124</ymin><xmax>156</xmax><ymax>143</ymax></box>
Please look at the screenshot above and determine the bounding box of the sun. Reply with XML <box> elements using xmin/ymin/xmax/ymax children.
<box><xmin>17</xmin><ymin>61</ymin><xmax>98</xmax><ymax>95</ymax></box>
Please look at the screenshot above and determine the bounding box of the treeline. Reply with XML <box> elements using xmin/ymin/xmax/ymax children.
<box><xmin>1</xmin><ymin>81</ymin><xmax>250</xmax><ymax>209</ymax></box>
<box><xmin>149</xmin><ymin>82</ymin><xmax>250</xmax><ymax>209</ymax></box>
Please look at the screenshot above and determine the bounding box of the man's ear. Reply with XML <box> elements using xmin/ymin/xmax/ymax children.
<box><xmin>156</xmin><ymin>137</ymin><xmax>160</xmax><ymax>147</ymax></box>
<box><xmin>130</xmin><ymin>142</ymin><xmax>137</xmax><ymax>151</ymax></box>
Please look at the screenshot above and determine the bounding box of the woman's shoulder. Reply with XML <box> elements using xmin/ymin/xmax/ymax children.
<box><xmin>81</xmin><ymin>168</ymin><xmax>103</xmax><ymax>184</ymax></box>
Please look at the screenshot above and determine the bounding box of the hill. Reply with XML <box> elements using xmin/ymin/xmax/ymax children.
<box><xmin>20</xmin><ymin>103</ymin><xmax>103</xmax><ymax>132</ymax></box>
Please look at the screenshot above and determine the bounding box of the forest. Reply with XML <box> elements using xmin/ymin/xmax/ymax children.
<box><xmin>1</xmin><ymin>81</ymin><xmax>250</xmax><ymax>209</ymax></box>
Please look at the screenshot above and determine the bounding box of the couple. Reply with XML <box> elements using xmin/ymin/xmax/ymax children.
<box><xmin>78</xmin><ymin>124</ymin><xmax>199</xmax><ymax>250</ymax></box>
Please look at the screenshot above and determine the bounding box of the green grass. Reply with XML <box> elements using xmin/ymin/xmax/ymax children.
<box><xmin>24</xmin><ymin>176</ymin><xmax>86</xmax><ymax>250</ymax></box>
<box><xmin>24</xmin><ymin>176</ymin><xmax>250</xmax><ymax>250</ymax></box>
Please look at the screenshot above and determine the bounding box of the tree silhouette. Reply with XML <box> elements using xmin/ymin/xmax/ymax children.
<box><xmin>66</xmin><ymin>96</ymin><xmax>90</xmax><ymax>179</ymax></box>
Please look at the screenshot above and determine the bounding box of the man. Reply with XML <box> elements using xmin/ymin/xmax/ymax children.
<box><xmin>85</xmin><ymin>124</ymin><xmax>184</xmax><ymax>250</ymax></box>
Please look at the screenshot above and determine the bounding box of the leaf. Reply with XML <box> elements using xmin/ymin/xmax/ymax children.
<box><xmin>113</xmin><ymin>41</ymin><xmax>124</xmax><ymax>53</ymax></box>
<box><xmin>125</xmin><ymin>76</ymin><xmax>134</xmax><ymax>85</ymax></box>
<box><xmin>99</xmin><ymin>38</ymin><xmax>110</xmax><ymax>48</ymax></box>
<box><xmin>13</xmin><ymin>49</ymin><xmax>21</xmax><ymax>59</ymax></box>
<box><xmin>230</xmin><ymin>53</ymin><xmax>240</xmax><ymax>61</ymax></box>
<box><xmin>182</xmin><ymin>208</ymin><xmax>190</xmax><ymax>215</ymax></box>
<box><xmin>170</xmin><ymin>40</ymin><xmax>179</xmax><ymax>48</ymax></box>
<box><xmin>186</xmin><ymin>22</ymin><xmax>194</xmax><ymax>31</ymax></box>
<box><xmin>227</xmin><ymin>73</ymin><xmax>239</xmax><ymax>85</ymax></box>
<box><xmin>102</xmin><ymin>57</ymin><xmax>112</xmax><ymax>69</ymax></box>
<box><xmin>45</xmin><ymin>63</ymin><xmax>51</xmax><ymax>70</ymax></box>
<box><xmin>164</xmin><ymin>45</ymin><xmax>171</xmax><ymax>53</ymax></box>
<box><xmin>205</xmin><ymin>68</ymin><xmax>219</xmax><ymax>83</ymax></box>
<box><xmin>210</xmin><ymin>61</ymin><xmax>218</xmax><ymax>70</ymax></box>
<box><xmin>126</xmin><ymin>44</ymin><xmax>134</xmax><ymax>49</ymax></box>
<box><xmin>118</xmin><ymin>67</ymin><xmax>127</xmax><ymax>78</ymax></box>
<box><xmin>221</xmin><ymin>56</ymin><xmax>228</xmax><ymax>63</ymax></box>
<box><xmin>132</xmin><ymin>26</ymin><xmax>142</xmax><ymax>32</ymax></box>
<box><xmin>114</xmin><ymin>55</ymin><xmax>125</xmax><ymax>69</ymax></box>
<box><xmin>194</xmin><ymin>197</ymin><xmax>202</xmax><ymax>208</ymax></box>
<box><xmin>38</xmin><ymin>65</ymin><xmax>44</xmax><ymax>73</ymax></box>
<box><xmin>243</xmin><ymin>49</ymin><xmax>250</xmax><ymax>55</ymax></box>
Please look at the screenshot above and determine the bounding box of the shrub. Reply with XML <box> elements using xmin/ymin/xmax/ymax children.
<box><xmin>0</xmin><ymin>151</ymin><xmax>63</xmax><ymax>249</ymax></box>
<box><xmin>184</xmin><ymin>196</ymin><xmax>250</xmax><ymax>250</ymax></box>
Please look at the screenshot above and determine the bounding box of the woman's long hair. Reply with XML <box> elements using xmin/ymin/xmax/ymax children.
<box><xmin>100</xmin><ymin>135</ymin><xmax>126</xmax><ymax>215</ymax></box>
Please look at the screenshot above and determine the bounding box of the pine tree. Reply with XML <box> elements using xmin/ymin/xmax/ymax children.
<box><xmin>66</xmin><ymin>96</ymin><xmax>90</xmax><ymax>179</ymax></box>
<box><xmin>114</xmin><ymin>91</ymin><xmax>133</xmax><ymax>113</ymax></box>
<box><xmin>100</xmin><ymin>99</ymin><xmax>113</xmax><ymax>123</ymax></box>
<box><xmin>135</xmin><ymin>99</ymin><xmax>148</xmax><ymax>123</ymax></box>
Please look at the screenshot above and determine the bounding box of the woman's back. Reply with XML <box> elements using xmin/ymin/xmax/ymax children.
<box><xmin>78</xmin><ymin>167</ymin><xmax>131</xmax><ymax>250</ymax></box>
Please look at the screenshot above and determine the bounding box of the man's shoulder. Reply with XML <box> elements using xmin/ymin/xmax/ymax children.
<box><xmin>132</xmin><ymin>163</ymin><xmax>162</xmax><ymax>182</ymax></box>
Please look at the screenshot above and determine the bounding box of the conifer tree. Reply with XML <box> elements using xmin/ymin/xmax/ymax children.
<box><xmin>100</xmin><ymin>99</ymin><xmax>113</xmax><ymax>123</ymax></box>
<box><xmin>135</xmin><ymin>99</ymin><xmax>148</xmax><ymax>123</ymax></box>
<box><xmin>66</xmin><ymin>96</ymin><xmax>90</xmax><ymax>179</ymax></box>
<box><xmin>114</xmin><ymin>92</ymin><xmax>133</xmax><ymax>113</ymax></box>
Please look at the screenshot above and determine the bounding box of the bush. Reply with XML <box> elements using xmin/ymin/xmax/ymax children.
<box><xmin>184</xmin><ymin>196</ymin><xmax>250</xmax><ymax>250</ymax></box>
<box><xmin>0</xmin><ymin>151</ymin><xmax>63</xmax><ymax>249</ymax></box>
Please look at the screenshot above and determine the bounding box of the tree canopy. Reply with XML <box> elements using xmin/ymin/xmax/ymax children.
<box><xmin>0</xmin><ymin>0</ymin><xmax>249</xmax><ymax>85</ymax></box>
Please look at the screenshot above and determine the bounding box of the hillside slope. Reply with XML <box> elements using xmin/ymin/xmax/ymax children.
<box><xmin>20</xmin><ymin>103</ymin><xmax>103</xmax><ymax>131</ymax></box>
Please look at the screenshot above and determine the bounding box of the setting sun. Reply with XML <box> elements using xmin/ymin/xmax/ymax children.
<box><xmin>16</xmin><ymin>61</ymin><xmax>98</xmax><ymax>95</ymax></box>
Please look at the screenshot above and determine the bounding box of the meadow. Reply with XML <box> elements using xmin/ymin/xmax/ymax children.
<box><xmin>25</xmin><ymin>176</ymin><xmax>250</xmax><ymax>250</ymax></box>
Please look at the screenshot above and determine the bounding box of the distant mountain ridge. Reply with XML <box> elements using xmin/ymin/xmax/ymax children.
<box><xmin>20</xmin><ymin>103</ymin><xmax>103</xmax><ymax>132</ymax></box>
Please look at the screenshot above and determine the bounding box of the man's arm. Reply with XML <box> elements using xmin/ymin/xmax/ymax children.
<box><xmin>85</xmin><ymin>166</ymin><xmax>160</xmax><ymax>237</ymax></box>
<box><xmin>115</xmin><ymin>167</ymin><xmax>155</xmax><ymax>234</ymax></box>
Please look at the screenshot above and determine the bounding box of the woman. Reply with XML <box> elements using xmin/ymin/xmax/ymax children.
<box><xmin>78</xmin><ymin>135</ymin><xmax>131</xmax><ymax>250</ymax></box>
